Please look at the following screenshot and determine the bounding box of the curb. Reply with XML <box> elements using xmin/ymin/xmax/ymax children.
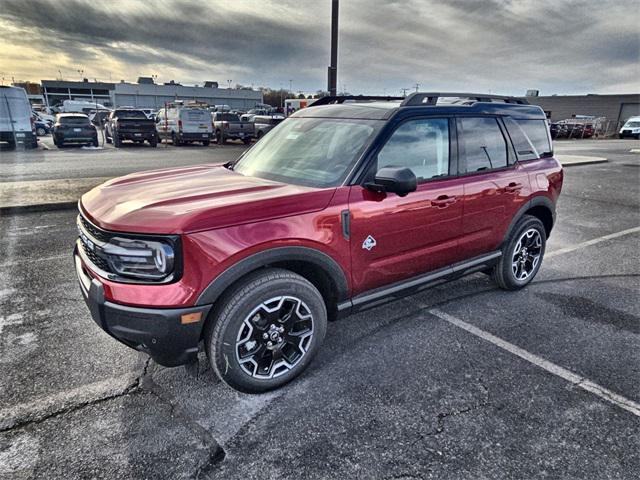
<box><xmin>561</xmin><ymin>159</ymin><xmax>609</xmax><ymax>167</ymax></box>
<box><xmin>0</xmin><ymin>201</ymin><xmax>77</xmax><ymax>215</ymax></box>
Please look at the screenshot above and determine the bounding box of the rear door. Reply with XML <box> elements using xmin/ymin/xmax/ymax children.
<box><xmin>457</xmin><ymin>116</ymin><xmax>531</xmax><ymax>258</ymax></box>
<box><xmin>348</xmin><ymin>117</ymin><xmax>465</xmax><ymax>294</ymax></box>
<box><xmin>181</xmin><ymin>108</ymin><xmax>211</xmax><ymax>134</ymax></box>
<box><xmin>0</xmin><ymin>89</ymin><xmax>32</xmax><ymax>133</ymax></box>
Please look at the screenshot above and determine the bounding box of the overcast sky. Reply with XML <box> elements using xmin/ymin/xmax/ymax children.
<box><xmin>0</xmin><ymin>0</ymin><xmax>638</xmax><ymax>95</ymax></box>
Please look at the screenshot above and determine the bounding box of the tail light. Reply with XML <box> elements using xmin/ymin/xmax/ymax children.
<box><xmin>178</xmin><ymin>120</ymin><xmax>183</xmax><ymax>131</ymax></box>
<box><xmin>30</xmin><ymin>116</ymin><xmax>36</xmax><ymax>133</ymax></box>
<box><xmin>222</xmin><ymin>121</ymin><xmax>229</xmax><ymax>128</ymax></box>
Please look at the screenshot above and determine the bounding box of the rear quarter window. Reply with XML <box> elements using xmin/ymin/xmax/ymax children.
<box><xmin>514</xmin><ymin>119</ymin><xmax>552</xmax><ymax>158</ymax></box>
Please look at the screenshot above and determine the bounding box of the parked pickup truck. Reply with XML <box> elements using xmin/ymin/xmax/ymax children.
<box><xmin>213</xmin><ymin>112</ymin><xmax>253</xmax><ymax>144</ymax></box>
<box><xmin>105</xmin><ymin>109</ymin><xmax>158</xmax><ymax>147</ymax></box>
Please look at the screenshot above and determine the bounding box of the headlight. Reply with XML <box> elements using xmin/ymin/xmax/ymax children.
<box><xmin>103</xmin><ymin>237</ymin><xmax>175</xmax><ymax>280</ymax></box>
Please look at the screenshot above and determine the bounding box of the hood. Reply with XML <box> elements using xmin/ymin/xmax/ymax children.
<box><xmin>80</xmin><ymin>164</ymin><xmax>335</xmax><ymax>234</ymax></box>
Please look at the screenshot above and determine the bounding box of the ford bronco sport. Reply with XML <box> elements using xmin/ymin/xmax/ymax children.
<box><xmin>74</xmin><ymin>92</ymin><xmax>563</xmax><ymax>393</ymax></box>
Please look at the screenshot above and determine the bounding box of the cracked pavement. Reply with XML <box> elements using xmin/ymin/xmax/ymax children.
<box><xmin>0</xmin><ymin>139</ymin><xmax>639</xmax><ymax>479</ymax></box>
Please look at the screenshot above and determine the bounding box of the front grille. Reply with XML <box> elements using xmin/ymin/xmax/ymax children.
<box><xmin>79</xmin><ymin>214</ymin><xmax>110</xmax><ymax>242</ymax></box>
<box><xmin>79</xmin><ymin>240</ymin><xmax>111</xmax><ymax>272</ymax></box>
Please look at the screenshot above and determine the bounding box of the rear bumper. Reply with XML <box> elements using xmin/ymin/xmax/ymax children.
<box><xmin>117</xmin><ymin>131</ymin><xmax>157</xmax><ymax>141</ymax></box>
<box><xmin>74</xmin><ymin>249</ymin><xmax>212</xmax><ymax>367</ymax></box>
<box><xmin>179</xmin><ymin>132</ymin><xmax>212</xmax><ymax>141</ymax></box>
<box><xmin>55</xmin><ymin>133</ymin><xmax>96</xmax><ymax>144</ymax></box>
<box><xmin>0</xmin><ymin>130</ymin><xmax>37</xmax><ymax>147</ymax></box>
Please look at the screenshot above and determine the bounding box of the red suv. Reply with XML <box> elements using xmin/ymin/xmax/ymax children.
<box><xmin>75</xmin><ymin>93</ymin><xmax>563</xmax><ymax>392</ymax></box>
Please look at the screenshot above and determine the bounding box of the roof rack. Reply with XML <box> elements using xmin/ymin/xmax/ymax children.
<box><xmin>310</xmin><ymin>95</ymin><xmax>404</xmax><ymax>106</ymax></box>
<box><xmin>401</xmin><ymin>92</ymin><xmax>529</xmax><ymax>106</ymax></box>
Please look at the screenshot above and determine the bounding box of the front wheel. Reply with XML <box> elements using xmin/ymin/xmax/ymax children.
<box><xmin>205</xmin><ymin>268</ymin><xmax>327</xmax><ymax>393</ymax></box>
<box><xmin>492</xmin><ymin>215</ymin><xmax>546</xmax><ymax>290</ymax></box>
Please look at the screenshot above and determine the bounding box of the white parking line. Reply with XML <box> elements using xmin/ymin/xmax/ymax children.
<box><xmin>429</xmin><ymin>309</ymin><xmax>640</xmax><ymax>417</ymax></box>
<box><xmin>546</xmin><ymin>226</ymin><xmax>640</xmax><ymax>258</ymax></box>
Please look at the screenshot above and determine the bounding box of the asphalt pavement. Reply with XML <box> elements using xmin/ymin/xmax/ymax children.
<box><xmin>0</xmin><ymin>140</ymin><xmax>638</xmax><ymax>479</ymax></box>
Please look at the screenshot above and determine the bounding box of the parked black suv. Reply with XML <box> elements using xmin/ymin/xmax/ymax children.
<box><xmin>53</xmin><ymin>113</ymin><xmax>98</xmax><ymax>148</ymax></box>
<box><xmin>105</xmin><ymin>109</ymin><xmax>158</xmax><ymax>147</ymax></box>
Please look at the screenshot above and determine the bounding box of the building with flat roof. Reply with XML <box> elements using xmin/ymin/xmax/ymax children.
<box><xmin>41</xmin><ymin>80</ymin><xmax>115</xmax><ymax>109</ymax></box>
<box><xmin>523</xmin><ymin>93</ymin><xmax>640</xmax><ymax>126</ymax></box>
<box><xmin>41</xmin><ymin>79</ymin><xmax>263</xmax><ymax>111</ymax></box>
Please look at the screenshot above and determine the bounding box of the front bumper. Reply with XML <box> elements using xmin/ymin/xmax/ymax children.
<box><xmin>74</xmin><ymin>248</ymin><xmax>212</xmax><ymax>367</ymax></box>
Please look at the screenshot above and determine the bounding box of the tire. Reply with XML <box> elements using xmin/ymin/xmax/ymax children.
<box><xmin>114</xmin><ymin>135</ymin><xmax>122</xmax><ymax>148</ymax></box>
<box><xmin>149</xmin><ymin>137</ymin><xmax>158</xmax><ymax>147</ymax></box>
<box><xmin>202</xmin><ymin>140</ymin><xmax>210</xmax><ymax>147</ymax></box>
<box><xmin>256</xmin><ymin>131</ymin><xmax>264</xmax><ymax>140</ymax></box>
<box><xmin>105</xmin><ymin>135</ymin><xmax>112</xmax><ymax>144</ymax></box>
<box><xmin>36</xmin><ymin>127</ymin><xmax>46</xmax><ymax>136</ymax></box>
<box><xmin>215</xmin><ymin>130</ymin><xmax>223</xmax><ymax>144</ymax></box>
<box><xmin>172</xmin><ymin>132</ymin><xmax>181</xmax><ymax>146</ymax></box>
<box><xmin>492</xmin><ymin>215</ymin><xmax>546</xmax><ymax>290</ymax></box>
<box><xmin>243</xmin><ymin>138</ymin><xmax>251</xmax><ymax>145</ymax></box>
<box><xmin>205</xmin><ymin>268</ymin><xmax>327</xmax><ymax>393</ymax></box>
<box><xmin>92</xmin><ymin>137</ymin><xmax>99</xmax><ymax>147</ymax></box>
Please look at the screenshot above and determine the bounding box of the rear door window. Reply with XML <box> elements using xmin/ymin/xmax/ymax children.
<box><xmin>457</xmin><ymin>117</ymin><xmax>508</xmax><ymax>173</ymax></box>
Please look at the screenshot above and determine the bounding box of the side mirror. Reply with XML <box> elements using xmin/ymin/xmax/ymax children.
<box><xmin>366</xmin><ymin>167</ymin><xmax>417</xmax><ymax>197</ymax></box>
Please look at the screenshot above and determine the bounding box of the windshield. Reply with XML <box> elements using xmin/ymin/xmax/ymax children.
<box><xmin>115</xmin><ymin>110</ymin><xmax>147</xmax><ymax>119</ymax></box>
<box><xmin>233</xmin><ymin>117</ymin><xmax>382</xmax><ymax>188</ymax></box>
<box><xmin>624</xmin><ymin>121</ymin><xmax>640</xmax><ymax>128</ymax></box>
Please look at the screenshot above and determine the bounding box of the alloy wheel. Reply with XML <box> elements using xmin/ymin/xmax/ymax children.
<box><xmin>235</xmin><ymin>296</ymin><xmax>314</xmax><ymax>379</ymax></box>
<box><xmin>511</xmin><ymin>228</ymin><xmax>542</xmax><ymax>281</ymax></box>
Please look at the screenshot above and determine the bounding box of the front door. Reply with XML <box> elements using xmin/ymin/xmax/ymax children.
<box><xmin>348</xmin><ymin>117</ymin><xmax>464</xmax><ymax>295</ymax></box>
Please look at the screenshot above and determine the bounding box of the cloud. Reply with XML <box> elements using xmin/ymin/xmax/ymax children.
<box><xmin>0</xmin><ymin>0</ymin><xmax>638</xmax><ymax>94</ymax></box>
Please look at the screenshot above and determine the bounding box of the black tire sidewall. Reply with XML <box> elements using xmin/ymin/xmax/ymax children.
<box><xmin>208</xmin><ymin>270</ymin><xmax>327</xmax><ymax>393</ymax></box>
<box><xmin>501</xmin><ymin>216</ymin><xmax>546</xmax><ymax>288</ymax></box>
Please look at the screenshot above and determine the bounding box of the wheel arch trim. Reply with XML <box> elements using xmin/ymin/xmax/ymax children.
<box><xmin>503</xmin><ymin>195</ymin><xmax>555</xmax><ymax>245</ymax></box>
<box><xmin>195</xmin><ymin>246</ymin><xmax>349</xmax><ymax>307</ymax></box>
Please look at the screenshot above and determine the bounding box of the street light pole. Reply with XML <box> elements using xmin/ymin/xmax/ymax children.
<box><xmin>327</xmin><ymin>0</ymin><xmax>339</xmax><ymax>96</ymax></box>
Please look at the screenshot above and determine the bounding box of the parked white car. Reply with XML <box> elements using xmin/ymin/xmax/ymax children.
<box><xmin>0</xmin><ymin>85</ymin><xmax>37</xmax><ymax>149</ymax></box>
<box><xmin>156</xmin><ymin>102</ymin><xmax>213</xmax><ymax>146</ymax></box>
<box><xmin>619</xmin><ymin>116</ymin><xmax>640</xmax><ymax>139</ymax></box>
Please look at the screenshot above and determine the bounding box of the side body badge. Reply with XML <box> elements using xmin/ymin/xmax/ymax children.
<box><xmin>362</xmin><ymin>235</ymin><xmax>377</xmax><ymax>251</ymax></box>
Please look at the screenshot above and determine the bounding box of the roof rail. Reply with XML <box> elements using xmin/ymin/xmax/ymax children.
<box><xmin>310</xmin><ymin>95</ymin><xmax>404</xmax><ymax>106</ymax></box>
<box><xmin>401</xmin><ymin>92</ymin><xmax>529</xmax><ymax>107</ymax></box>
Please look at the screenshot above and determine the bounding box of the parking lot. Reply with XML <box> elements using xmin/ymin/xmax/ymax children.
<box><xmin>1</xmin><ymin>139</ymin><xmax>639</xmax><ymax>479</ymax></box>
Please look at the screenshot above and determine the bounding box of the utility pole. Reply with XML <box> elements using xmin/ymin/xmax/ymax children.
<box><xmin>414</xmin><ymin>83</ymin><xmax>420</xmax><ymax>92</ymax></box>
<box><xmin>400</xmin><ymin>88</ymin><xmax>409</xmax><ymax>97</ymax></box>
<box><xmin>327</xmin><ymin>0</ymin><xmax>339</xmax><ymax>96</ymax></box>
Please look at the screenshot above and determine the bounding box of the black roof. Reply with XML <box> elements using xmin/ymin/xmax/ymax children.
<box><xmin>295</xmin><ymin>92</ymin><xmax>546</xmax><ymax>121</ymax></box>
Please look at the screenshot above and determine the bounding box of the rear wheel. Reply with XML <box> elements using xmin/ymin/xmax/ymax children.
<box><xmin>92</xmin><ymin>137</ymin><xmax>99</xmax><ymax>147</ymax></box>
<box><xmin>202</xmin><ymin>140</ymin><xmax>210</xmax><ymax>146</ymax></box>
<box><xmin>172</xmin><ymin>132</ymin><xmax>181</xmax><ymax>146</ymax></box>
<box><xmin>243</xmin><ymin>138</ymin><xmax>251</xmax><ymax>145</ymax></box>
<box><xmin>114</xmin><ymin>135</ymin><xmax>122</xmax><ymax>148</ymax></box>
<box><xmin>36</xmin><ymin>127</ymin><xmax>46</xmax><ymax>136</ymax></box>
<box><xmin>215</xmin><ymin>130</ymin><xmax>224</xmax><ymax>144</ymax></box>
<box><xmin>149</xmin><ymin>137</ymin><xmax>158</xmax><ymax>147</ymax></box>
<box><xmin>492</xmin><ymin>215</ymin><xmax>546</xmax><ymax>290</ymax></box>
<box><xmin>205</xmin><ymin>268</ymin><xmax>327</xmax><ymax>393</ymax></box>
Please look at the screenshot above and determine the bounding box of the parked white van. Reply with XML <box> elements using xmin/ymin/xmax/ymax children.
<box><xmin>156</xmin><ymin>102</ymin><xmax>213</xmax><ymax>146</ymax></box>
<box><xmin>0</xmin><ymin>85</ymin><xmax>37</xmax><ymax>149</ymax></box>
<box><xmin>62</xmin><ymin>99</ymin><xmax>110</xmax><ymax>114</ymax></box>
<box><xmin>619</xmin><ymin>116</ymin><xmax>640</xmax><ymax>139</ymax></box>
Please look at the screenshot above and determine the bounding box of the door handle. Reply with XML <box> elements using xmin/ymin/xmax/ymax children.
<box><xmin>504</xmin><ymin>182</ymin><xmax>523</xmax><ymax>194</ymax></box>
<box><xmin>432</xmin><ymin>195</ymin><xmax>457</xmax><ymax>207</ymax></box>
